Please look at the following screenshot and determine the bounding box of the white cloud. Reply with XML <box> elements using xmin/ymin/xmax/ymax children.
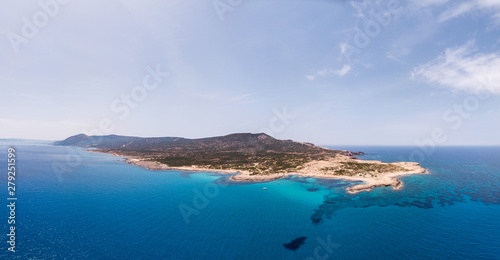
<box><xmin>411</xmin><ymin>41</ymin><xmax>500</xmax><ymax>94</ymax></box>
<box><xmin>230</xmin><ymin>93</ymin><xmax>252</xmax><ymax>102</ymax></box>
<box><xmin>229</xmin><ymin>93</ymin><xmax>259</xmax><ymax>104</ymax></box>
<box><xmin>386</xmin><ymin>54</ymin><xmax>400</xmax><ymax>62</ymax></box>
<box><xmin>439</xmin><ymin>1</ymin><xmax>476</xmax><ymax>21</ymax></box>
<box><xmin>335</xmin><ymin>65</ymin><xmax>352</xmax><ymax>76</ymax></box>
<box><xmin>317</xmin><ymin>68</ymin><xmax>329</xmax><ymax>76</ymax></box>
<box><xmin>439</xmin><ymin>0</ymin><xmax>500</xmax><ymax>23</ymax></box>
<box><xmin>387</xmin><ymin>48</ymin><xmax>411</xmax><ymax>62</ymax></box>
<box><xmin>412</xmin><ymin>0</ymin><xmax>449</xmax><ymax>7</ymax></box>
<box><xmin>306</xmin><ymin>65</ymin><xmax>352</xmax><ymax>80</ymax></box>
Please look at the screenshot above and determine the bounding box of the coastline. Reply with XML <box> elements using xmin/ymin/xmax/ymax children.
<box><xmin>228</xmin><ymin>157</ymin><xmax>427</xmax><ymax>193</ymax></box>
<box><xmin>91</xmin><ymin>150</ymin><xmax>428</xmax><ymax>194</ymax></box>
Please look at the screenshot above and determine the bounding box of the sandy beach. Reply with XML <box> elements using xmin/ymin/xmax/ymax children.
<box><xmin>228</xmin><ymin>155</ymin><xmax>427</xmax><ymax>193</ymax></box>
<box><xmin>113</xmin><ymin>152</ymin><xmax>427</xmax><ymax>194</ymax></box>
<box><xmin>124</xmin><ymin>157</ymin><xmax>244</xmax><ymax>174</ymax></box>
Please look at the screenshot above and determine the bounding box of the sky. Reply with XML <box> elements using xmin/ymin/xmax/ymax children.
<box><xmin>0</xmin><ymin>0</ymin><xmax>499</xmax><ymax>146</ymax></box>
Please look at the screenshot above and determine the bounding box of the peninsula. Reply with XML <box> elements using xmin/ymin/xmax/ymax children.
<box><xmin>54</xmin><ymin>133</ymin><xmax>427</xmax><ymax>193</ymax></box>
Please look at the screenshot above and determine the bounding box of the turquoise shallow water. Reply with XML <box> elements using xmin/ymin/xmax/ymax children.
<box><xmin>0</xmin><ymin>143</ymin><xmax>499</xmax><ymax>259</ymax></box>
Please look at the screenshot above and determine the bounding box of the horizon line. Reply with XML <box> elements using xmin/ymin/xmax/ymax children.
<box><xmin>1</xmin><ymin>137</ymin><xmax>499</xmax><ymax>147</ymax></box>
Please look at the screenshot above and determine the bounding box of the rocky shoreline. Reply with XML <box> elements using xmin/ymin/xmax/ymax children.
<box><xmin>66</xmin><ymin>134</ymin><xmax>427</xmax><ymax>194</ymax></box>
<box><xmin>113</xmin><ymin>152</ymin><xmax>427</xmax><ymax>194</ymax></box>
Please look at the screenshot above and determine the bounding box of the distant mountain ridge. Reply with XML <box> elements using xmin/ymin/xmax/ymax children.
<box><xmin>54</xmin><ymin>134</ymin><xmax>181</xmax><ymax>148</ymax></box>
<box><xmin>54</xmin><ymin>133</ymin><xmax>357</xmax><ymax>155</ymax></box>
<box><xmin>55</xmin><ymin>133</ymin><xmax>364</xmax><ymax>173</ymax></box>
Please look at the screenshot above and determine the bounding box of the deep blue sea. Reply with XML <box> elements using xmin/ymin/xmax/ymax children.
<box><xmin>0</xmin><ymin>142</ymin><xmax>499</xmax><ymax>259</ymax></box>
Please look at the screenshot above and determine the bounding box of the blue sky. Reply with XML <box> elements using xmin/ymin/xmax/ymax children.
<box><xmin>1</xmin><ymin>0</ymin><xmax>499</xmax><ymax>145</ymax></box>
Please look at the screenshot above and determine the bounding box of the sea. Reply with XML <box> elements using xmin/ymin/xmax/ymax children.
<box><xmin>0</xmin><ymin>141</ymin><xmax>499</xmax><ymax>259</ymax></box>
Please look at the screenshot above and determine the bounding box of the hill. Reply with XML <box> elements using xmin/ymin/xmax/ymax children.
<box><xmin>55</xmin><ymin>133</ymin><xmax>426</xmax><ymax>193</ymax></box>
<box><xmin>55</xmin><ymin>133</ymin><xmax>362</xmax><ymax>174</ymax></box>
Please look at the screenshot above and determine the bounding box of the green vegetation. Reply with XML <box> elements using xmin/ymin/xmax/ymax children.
<box><xmin>152</xmin><ymin>152</ymin><xmax>314</xmax><ymax>174</ymax></box>
<box><xmin>321</xmin><ymin>162</ymin><xmax>408</xmax><ymax>177</ymax></box>
<box><xmin>59</xmin><ymin>133</ymin><xmax>366</xmax><ymax>175</ymax></box>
